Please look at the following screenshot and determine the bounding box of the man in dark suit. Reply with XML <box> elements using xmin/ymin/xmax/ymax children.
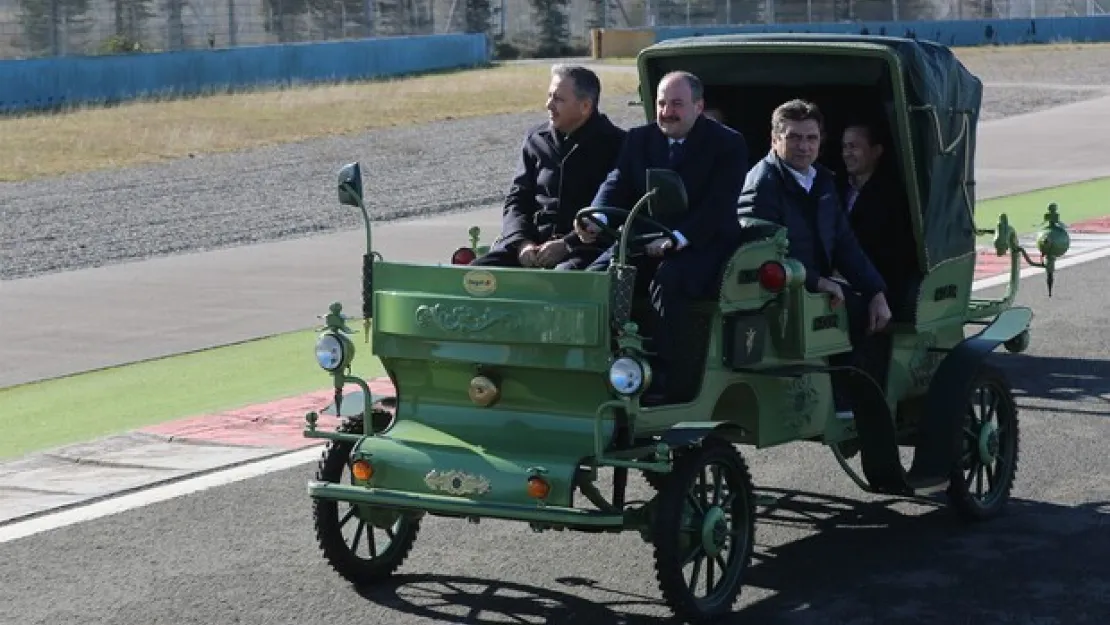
<box><xmin>470</xmin><ymin>64</ymin><xmax>626</xmax><ymax>270</ymax></box>
<box><xmin>737</xmin><ymin>99</ymin><xmax>891</xmax><ymax>418</ymax></box>
<box><xmin>585</xmin><ymin>70</ymin><xmax>749</xmax><ymax>404</ymax></box>
<box><xmin>839</xmin><ymin>120</ymin><xmax>920</xmax><ymax>312</ymax></box>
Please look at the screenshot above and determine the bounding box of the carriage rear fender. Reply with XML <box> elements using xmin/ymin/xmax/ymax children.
<box><xmin>906</xmin><ymin>306</ymin><xmax>1032</xmax><ymax>489</ymax></box>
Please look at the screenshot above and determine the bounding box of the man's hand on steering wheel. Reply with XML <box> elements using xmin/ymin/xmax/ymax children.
<box><xmin>574</xmin><ymin>218</ymin><xmax>601</xmax><ymax>244</ymax></box>
<box><xmin>575</xmin><ymin>207</ymin><xmax>680</xmax><ymax>258</ymax></box>
<box><xmin>645</xmin><ymin>237</ymin><xmax>673</xmax><ymax>257</ymax></box>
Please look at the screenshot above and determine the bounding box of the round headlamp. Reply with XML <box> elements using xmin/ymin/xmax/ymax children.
<box><xmin>608</xmin><ymin>356</ymin><xmax>649</xmax><ymax>396</ymax></box>
<box><xmin>315</xmin><ymin>333</ymin><xmax>346</xmax><ymax>371</ymax></box>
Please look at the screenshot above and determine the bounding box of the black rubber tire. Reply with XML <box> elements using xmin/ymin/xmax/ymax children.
<box><xmin>946</xmin><ymin>363</ymin><xmax>1020</xmax><ymax>522</ymax></box>
<box><xmin>651</xmin><ymin>437</ymin><xmax>756</xmax><ymax>624</ymax></box>
<box><xmin>312</xmin><ymin>417</ymin><xmax>421</xmax><ymax>585</ymax></box>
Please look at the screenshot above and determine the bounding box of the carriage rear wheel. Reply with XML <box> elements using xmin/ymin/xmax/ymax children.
<box><xmin>946</xmin><ymin>364</ymin><xmax>1020</xmax><ymax>522</ymax></box>
<box><xmin>313</xmin><ymin>416</ymin><xmax>422</xmax><ymax>585</ymax></box>
<box><xmin>651</xmin><ymin>437</ymin><xmax>756</xmax><ymax>624</ymax></box>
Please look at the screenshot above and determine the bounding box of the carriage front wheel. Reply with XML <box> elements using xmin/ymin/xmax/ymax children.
<box><xmin>313</xmin><ymin>417</ymin><xmax>422</xmax><ymax>585</ymax></box>
<box><xmin>651</xmin><ymin>437</ymin><xmax>756</xmax><ymax>623</ymax></box>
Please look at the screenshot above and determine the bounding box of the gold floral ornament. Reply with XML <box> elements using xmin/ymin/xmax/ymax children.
<box><xmin>424</xmin><ymin>469</ymin><xmax>492</xmax><ymax>496</ymax></box>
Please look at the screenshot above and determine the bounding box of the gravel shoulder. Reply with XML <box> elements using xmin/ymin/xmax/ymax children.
<box><xmin>4</xmin><ymin>45</ymin><xmax>1110</xmax><ymax>281</ymax></box>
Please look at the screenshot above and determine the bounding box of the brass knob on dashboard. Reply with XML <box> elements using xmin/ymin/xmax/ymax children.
<box><xmin>468</xmin><ymin>375</ymin><xmax>500</xmax><ymax>407</ymax></box>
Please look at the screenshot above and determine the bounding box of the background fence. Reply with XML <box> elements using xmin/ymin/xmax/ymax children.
<box><xmin>2</xmin><ymin>0</ymin><xmax>1106</xmax><ymax>60</ymax></box>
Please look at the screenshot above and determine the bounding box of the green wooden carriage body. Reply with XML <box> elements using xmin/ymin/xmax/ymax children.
<box><xmin>300</xmin><ymin>34</ymin><xmax>1071</xmax><ymax>624</ymax></box>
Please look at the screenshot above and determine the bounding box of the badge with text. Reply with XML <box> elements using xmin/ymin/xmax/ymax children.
<box><xmin>462</xmin><ymin>270</ymin><xmax>497</xmax><ymax>297</ymax></box>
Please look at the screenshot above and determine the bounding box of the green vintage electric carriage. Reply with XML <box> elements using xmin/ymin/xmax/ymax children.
<box><xmin>301</xmin><ymin>34</ymin><xmax>1070</xmax><ymax>623</ymax></box>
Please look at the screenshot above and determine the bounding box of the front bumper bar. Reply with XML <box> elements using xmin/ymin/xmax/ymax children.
<box><xmin>308</xmin><ymin>481</ymin><xmax>627</xmax><ymax>528</ymax></box>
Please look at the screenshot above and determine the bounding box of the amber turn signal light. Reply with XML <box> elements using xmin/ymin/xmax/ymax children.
<box><xmin>526</xmin><ymin>476</ymin><xmax>550</xmax><ymax>499</ymax></box>
<box><xmin>351</xmin><ymin>459</ymin><xmax>374</xmax><ymax>481</ymax></box>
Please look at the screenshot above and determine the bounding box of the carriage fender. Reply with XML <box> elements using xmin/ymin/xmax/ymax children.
<box><xmin>910</xmin><ymin>306</ymin><xmax>1032</xmax><ymax>483</ymax></box>
<box><xmin>940</xmin><ymin>306</ymin><xmax>1032</xmax><ymax>373</ymax></box>
<box><xmin>659</xmin><ymin>421</ymin><xmax>747</xmax><ymax>449</ymax></box>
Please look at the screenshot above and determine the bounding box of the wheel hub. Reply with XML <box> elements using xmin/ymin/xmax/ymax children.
<box><xmin>978</xmin><ymin>421</ymin><xmax>1000</xmax><ymax>464</ymax></box>
<box><xmin>700</xmin><ymin>506</ymin><xmax>729</xmax><ymax>556</ymax></box>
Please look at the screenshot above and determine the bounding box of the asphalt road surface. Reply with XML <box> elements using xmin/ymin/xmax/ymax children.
<box><xmin>2</xmin><ymin>259</ymin><xmax>1108</xmax><ymax>625</ymax></box>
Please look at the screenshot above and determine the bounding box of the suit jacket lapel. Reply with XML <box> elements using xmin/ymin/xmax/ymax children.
<box><xmin>650</xmin><ymin>126</ymin><xmax>670</xmax><ymax>170</ymax></box>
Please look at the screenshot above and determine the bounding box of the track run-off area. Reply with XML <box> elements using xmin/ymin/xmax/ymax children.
<box><xmin>3</xmin><ymin>51</ymin><xmax>1110</xmax><ymax>624</ymax></box>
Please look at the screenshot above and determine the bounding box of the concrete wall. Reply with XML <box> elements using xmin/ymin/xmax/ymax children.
<box><xmin>0</xmin><ymin>33</ymin><xmax>490</xmax><ymax>114</ymax></box>
<box><xmin>591</xmin><ymin>15</ymin><xmax>1110</xmax><ymax>57</ymax></box>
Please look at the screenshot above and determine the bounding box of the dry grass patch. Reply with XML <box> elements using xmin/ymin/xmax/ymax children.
<box><xmin>0</xmin><ymin>64</ymin><xmax>641</xmax><ymax>183</ymax></box>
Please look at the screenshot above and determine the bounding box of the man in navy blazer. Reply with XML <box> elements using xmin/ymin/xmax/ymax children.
<box><xmin>585</xmin><ymin>70</ymin><xmax>749</xmax><ymax>404</ymax></box>
<box><xmin>737</xmin><ymin>99</ymin><xmax>892</xmax><ymax>417</ymax></box>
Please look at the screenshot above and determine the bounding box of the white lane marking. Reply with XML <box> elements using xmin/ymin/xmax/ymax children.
<box><xmin>0</xmin><ymin>448</ymin><xmax>321</xmax><ymax>545</ymax></box>
<box><xmin>2</xmin><ymin>243</ymin><xmax>1109</xmax><ymax>545</ymax></box>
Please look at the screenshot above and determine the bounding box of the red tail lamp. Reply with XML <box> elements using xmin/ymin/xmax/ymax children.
<box><xmin>757</xmin><ymin>260</ymin><xmax>788</xmax><ymax>293</ymax></box>
<box><xmin>451</xmin><ymin>247</ymin><xmax>477</xmax><ymax>265</ymax></box>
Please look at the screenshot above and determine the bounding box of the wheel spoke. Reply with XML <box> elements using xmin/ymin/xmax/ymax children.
<box><xmin>687</xmin><ymin>551</ymin><xmax>705</xmax><ymax>592</ymax></box>
<box><xmin>338</xmin><ymin>506</ymin><xmax>356</xmax><ymax>529</ymax></box>
<box><xmin>966</xmin><ymin>405</ymin><xmax>979</xmax><ymax>425</ymax></box>
<box><xmin>985</xmin><ymin>463</ymin><xmax>996</xmax><ymax>491</ymax></box>
<box><xmin>697</xmin><ymin>468</ymin><xmax>709</xmax><ymax>507</ymax></box>
<box><xmin>711</xmin><ymin>466</ymin><xmax>724</xmax><ymax>506</ymax></box>
<box><xmin>350</xmin><ymin>519</ymin><xmax>366</xmax><ymax>553</ymax></box>
<box><xmin>985</xmin><ymin>389</ymin><xmax>998</xmax><ymax>424</ymax></box>
<box><xmin>964</xmin><ymin>460</ymin><xmax>979</xmax><ymax>488</ymax></box>
<box><xmin>721</xmin><ymin>491</ymin><xmax>737</xmax><ymax>510</ymax></box>
<box><xmin>682</xmin><ymin>544</ymin><xmax>705</xmax><ymax>567</ymax></box>
<box><xmin>685</xmin><ymin>492</ymin><xmax>706</xmax><ymax>516</ymax></box>
<box><xmin>368</xmin><ymin>526</ymin><xmax>379</xmax><ymax>557</ymax></box>
<box><xmin>714</xmin><ymin>552</ymin><xmax>729</xmax><ymax>574</ymax></box>
<box><xmin>975</xmin><ymin>464</ymin><xmax>985</xmax><ymax>497</ymax></box>
<box><xmin>706</xmin><ymin>553</ymin><xmax>715</xmax><ymax>595</ymax></box>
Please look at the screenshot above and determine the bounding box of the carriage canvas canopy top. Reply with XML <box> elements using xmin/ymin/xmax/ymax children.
<box><xmin>636</xmin><ymin>33</ymin><xmax>985</xmax><ymax>272</ymax></box>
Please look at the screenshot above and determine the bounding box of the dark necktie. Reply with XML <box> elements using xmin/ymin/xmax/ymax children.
<box><xmin>668</xmin><ymin>140</ymin><xmax>685</xmax><ymax>168</ymax></box>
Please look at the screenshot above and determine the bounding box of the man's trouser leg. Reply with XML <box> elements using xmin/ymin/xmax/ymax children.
<box><xmin>830</xmin><ymin>285</ymin><xmax>891</xmax><ymax>415</ymax></box>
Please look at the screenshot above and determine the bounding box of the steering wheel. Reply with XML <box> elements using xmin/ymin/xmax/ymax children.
<box><xmin>574</xmin><ymin>206</ymin><xmax>680</xmax><ymax>259</ymax></box>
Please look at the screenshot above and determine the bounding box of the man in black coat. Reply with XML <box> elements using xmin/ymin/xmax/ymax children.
<box><xmin>737</xmin><ymin>99</ymin><xmax>891</xmax><ymax>418</ymax></box>
<box><xmin>586</xmin><ymin>70</ymin><xmax>749</xmax><ymax>404</ymax></box>
<box><xmin>838</xmin><ymin>120</ymin><xmax>920</xmax><ymax>315</ymax></box>
<box><xmin>470</xmin><ymin>65</ymin><xmax>626</xmax><ymax>270</ymax></box>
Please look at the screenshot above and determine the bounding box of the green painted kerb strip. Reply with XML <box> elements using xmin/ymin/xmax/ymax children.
<box><xmin>976</xmin><ymin>176</ymin><xmax>1110</xmax><ymax>240</ymax></box>
<box><xmin>0</xmin><ymin>327</ymin><xmax>384</xmax><ymax>461</ymax></box>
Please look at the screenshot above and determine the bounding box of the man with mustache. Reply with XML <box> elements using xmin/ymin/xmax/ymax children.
<box><xmin>737</xmin><ymin>99</ymin><xmax>891</xmax><ymax>419</ymax></box>
<box><xmin>471</xmin><ymin>64</ymin><xmax>626</xmax><ymax>269</ymax></box>
<box><xmin>585</xmin><ymin>70</ymin><xmax>749</xmax><ymax>405</ymax></box>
